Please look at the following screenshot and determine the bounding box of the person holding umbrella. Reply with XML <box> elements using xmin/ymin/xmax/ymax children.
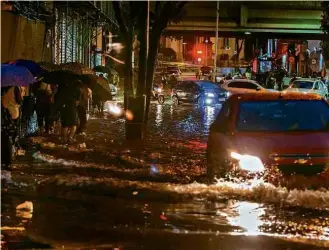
<box><xmin>59</xmin><ymin>80</ymin><xmax>81</xmax><ymax>144</ymax></box>
<box><xmin>92</xmin><ymin>74</ymin><xmax>106</xmax><ymax>115</ymax></box>
<box><xmin>1</xmin><ymin>64</ymin><xmax>34</xmax><ymax>169</ymax></box>
<box><xmin>1</xmin><ymin>86</ymin><xmax>25</xmax><ymax>169</ymax></box>
<box><xmin>76</xmin><ymin>81</ymin><xmax>92</xmax><ymax>136</ymax></box>
<box><xmin>33</xmin><ymin>80</ymin><xmax>57</xmax><ymax>134</ymax></box>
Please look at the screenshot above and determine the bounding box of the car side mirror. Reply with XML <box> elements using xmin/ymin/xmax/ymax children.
<box><xmin>314</xmin><ymin>86</ymin><xmax>319</xmax><ymax>90</ymax></box>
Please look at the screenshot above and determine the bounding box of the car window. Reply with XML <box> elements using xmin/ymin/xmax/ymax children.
<box><xmin>314</xmin><ymin>82</ymin><xmax>319</xmax><ymax>89</ymax></box>
<box><xmin>236</xmin><ymin>100</ymin><xmax>329</xmax><ymax>132</ymax></box>
<box><xmin>175</xmin><ymin>81</ymin><xmax>183</xmax><ymax>89</ymax></box>
<box><xmin>228</xmin><ymin>82</ymin><xmax>258</xmax><ymax>90</ymax></box>
<box><xmin>184</xmin><ymin>81</ymin><xmax>198</xmax><ymax>91</ymax></box>
<box><xmin>196</xmin><ymin>81</ymin><xmax>220</xmax><ymax>90</ymax></box>
<box><xmin>318</xmin><ymin>82</ymin><xmax>324</xmax><ymax>90</ymax></box>
<box><xmin>215</xmin><ymin>102</ymin><xmax>231</xmax><ymax>125</ymax></box>
<box><xmin>291</xmin><ymin>81</ymin><xmax>314</xmax><ymax>89</ymax></box>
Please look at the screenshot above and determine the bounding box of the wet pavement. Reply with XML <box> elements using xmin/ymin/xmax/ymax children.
<box><xmin>1</xmin><ymin>101</ymin><xmax>329</xmax><ymax>249</ymax></box>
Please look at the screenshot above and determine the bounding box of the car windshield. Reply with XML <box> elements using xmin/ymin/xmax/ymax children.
<box><xmin>196</xmin><ymin>81</ymin><xmax>220</xmax><ymax>90</ymax></box>
<box><xmin>236</xmin><ymin>100</ymin><xmax>329</xmax><ymax>132</ymax></box>
<box><xmin>291</xmin><ymin>81</ymin><xmax>314</xmax><ymax>89</ymax></box>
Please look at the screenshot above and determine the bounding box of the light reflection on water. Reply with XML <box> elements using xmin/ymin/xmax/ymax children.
<box><xmin>155</xmin><ymin>104</ymin><xmax>164</xmax><ymax>127</ymax></box>
<box><xmin>203</xmin><ymin>106</ymin><xmax>217</xmax><ymax>127</ymax></box>
<box><xmin>226</xmin><ymin>201</ymin><xmax>265</xmax><ymax>235</ymax></box>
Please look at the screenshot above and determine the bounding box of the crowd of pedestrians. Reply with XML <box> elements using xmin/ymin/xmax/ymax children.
<box><xmin>1</xmin><ymin>77</ymin><xmax>95</xmax><ymax>169</ymax></box>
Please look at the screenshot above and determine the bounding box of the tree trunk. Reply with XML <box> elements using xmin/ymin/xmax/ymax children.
<box><xmin>144</xmin><ymin>36</ymin><xmax>160</xmax><ymax>123</ymax></box>
<box><xmin>123</xmin><ymin>27</ymin><xmax>134</xmax><ymax>109</ymax></box>
<box><xmin>136</xmin><ymin>3</ymin><xmax>147</xmax><ymax>96</ymax></box>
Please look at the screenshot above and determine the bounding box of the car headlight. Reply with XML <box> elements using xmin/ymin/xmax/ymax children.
<box><xmin>230</xmin><ymin>152</ymin><xmax>265</xmax><ymax>172</ymax></box>
<box><xmin>206</xmin><ymin>93</ymin><xmax>215</xmax><ymax>97</ymax></box>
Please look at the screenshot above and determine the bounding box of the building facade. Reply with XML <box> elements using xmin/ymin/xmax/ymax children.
<box><xmin>1</xmin><ymin>1</ymin><xmax>118</xmax><ymax>67</ymax></box>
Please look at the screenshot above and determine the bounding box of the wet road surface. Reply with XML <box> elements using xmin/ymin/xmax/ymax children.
<box><xmin>1</xmin><ymin>102</ymin><xmax>329</xmax><ymax>249</ymax></box>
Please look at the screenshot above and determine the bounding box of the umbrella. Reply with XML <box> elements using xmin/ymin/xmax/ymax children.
<box><xmin>61</xmin><ymin>62</ymin><xmax>94</xmax><ymax>75</ymax></box>
<box><xmin>38</xmin><ymin>62</ymin><xmax>61</xmax><ymax>72</ymax></box>
<box><xmin>1</xmin><ymin>64</ymin><xmax>36</xmax><ymax>87</ymax></box>
<box><xmin>92</xmin><ymin>76</ymin><xmax>112</xmax><ymax>101</ymax></box>
<box><xmin>40</xmin><ymin>70</ymin><xmax>81</xmax><ymax>87</ymax></box>
<box><xmin>8</xmin><ymin>59</ymin><xmax>45</xmax><ymax>77</ymax></box>
<box><xmin>80</xmin><ymin>74</ymin><xmax>98</xmax><ymax>88</ymax></box>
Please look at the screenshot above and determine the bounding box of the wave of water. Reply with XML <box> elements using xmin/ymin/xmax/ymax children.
<box><xmin>170</xmin><ymin>179</ymin><xmax>329</xmax><ymax>211</ymax></box>
<box><xmin>32</xmin><ymin>152</ymin><xmax>329</xmax><ymax>211</ymax></box>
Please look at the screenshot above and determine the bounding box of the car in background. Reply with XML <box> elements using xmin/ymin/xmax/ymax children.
<box><xmin>201</xmin><ymin>66</ymin><xmax>212</xmax><ymax>76</ymax></box>
<box><xmin>109</xmin><ymin>84</ymin><xmax>117</xmax><ymax>98</ymax></box>
<box><xmin>171</xmin><ymin>80</ymin><xmax>228</xmax><ymax>106</ymax></box>
<box><xmin>166</xmin><ymin>66</ymin><xmax>182</xmax><ymax>78</ymax></box>
<box><xmin>282</xmin><ymin>76</ymin><xmax>301</xmax><ymax>89</ymax></box>
<box><xmin>283</xmin><ymin>78</ymin><xmax>328</xmax><ymax>99</ymax></box>
<box><xmin>207</xmin><ymin>92</ymin><xmax>329</xmax><ymax>180</ymax></box>
<box><xmin>221</xmin><ymin>79</ymin><xmax>277</xmax><ymax>94</ymax></box>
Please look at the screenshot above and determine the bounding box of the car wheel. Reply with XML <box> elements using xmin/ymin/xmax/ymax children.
<box><xmin>172</xmin><ymin>95</ymin><xmax>179</xmax><ymax>105</ymax></box>
<box><xmin>207</xmin><ymin>148</ymin><xmax>230</xmax><ymax>182</ymax></box>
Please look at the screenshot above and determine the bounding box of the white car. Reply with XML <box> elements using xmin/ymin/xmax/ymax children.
<box><xmin>221</xmin><ymin>79</ymin><xmax>277</xmax><ymax>94</ymax></box>
<box><xmin>283</xmin><ymin>78</ymin><xmax>328</xmax><ymax>99</ymax></box>
<box><xmin>109</xmin><ymin>84</ymin><xmax>118</xmax><ymax>98</ymax></box>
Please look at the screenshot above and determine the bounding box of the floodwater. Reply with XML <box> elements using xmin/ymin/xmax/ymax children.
<box><xmin>1</xmin><ymin>102</ymin><xmax>329</xmax><ymax>249</ymax></box>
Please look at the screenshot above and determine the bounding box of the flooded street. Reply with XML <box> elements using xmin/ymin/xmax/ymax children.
<box><xmin>2</xmin><ymin>102</ymin><xmax>329</xmax><ymax>249</ymax></box>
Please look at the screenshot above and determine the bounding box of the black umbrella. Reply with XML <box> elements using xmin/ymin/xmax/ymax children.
<box><xmin>93</xmin><ymin>76</ymin><xmax>112</xmax><ymax>101</ymax></box>
<box><xmin>40</xmin><ymin>70</ymin><xmax>81</xmax><ymax>86</ymax></box>
<box><xmin>79</xmin><ymin>74</ymin><xmax>98</xmax><ymax>88</ymax></box>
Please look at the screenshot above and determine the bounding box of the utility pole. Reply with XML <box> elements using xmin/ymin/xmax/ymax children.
<box><xmin>147</xmin><ymin>0</ymin><xmax>150</xmax><ymax>58</ymax></box>
<box><xmin>214</xmin><ymin>1</ymin><xmax>219</xmax><ymax>81</ymax></box>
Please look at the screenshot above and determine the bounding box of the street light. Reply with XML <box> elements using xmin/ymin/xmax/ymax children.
<box><xmin>205</xmin><ymin>39</ymin><xmax>209</xmax><ymax>66</ymax></box>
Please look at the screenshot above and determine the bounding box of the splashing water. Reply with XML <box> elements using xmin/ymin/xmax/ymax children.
<box><xmin>170</xmin><ymin>178</ymin><xmax>329</xmax><ymax>211</ymax></box>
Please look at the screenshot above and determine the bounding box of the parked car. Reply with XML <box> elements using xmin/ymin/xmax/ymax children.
<box><xmin>207</xmin><ymin>92</ymin><xmax>329</xmax><ymax>180</ymax></box>
<box><xmin>200</xmin><ymin>66</ymin><xmax>212</xmax><ymax>76</ymax></box>
<box><xmin>166</xmin><ymin>66</ymin><xmax>182</xmax><ymax>78</ymax></box>
<box><xmin>171</xmin><ymin>80</ymin><xmax>228</xmax><ymax>106</ymax></box>
<box><xmin>109</xmin><ymin>84</ymin><xmax>117</xmax><ymax>98</ymax></box>
<box><xmin>283</xmin><ymin>78</ymin><xmax>328</xmax><ymax>99</ymax></box>
<box><xmin>221</xmin><ymin>79</ymin><xmax>278</xmax><ymax>94</ymax></box>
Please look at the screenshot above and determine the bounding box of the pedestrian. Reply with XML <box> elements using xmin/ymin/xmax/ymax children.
<box><xmin>77</xmin><ymin>82</ymin><xmax>92</xmax><ymax>135</ymax></box>
<box><xmin>290</xmin><ymin>73</ymin><xmax>297</xmax><ymax>84</ymax></box>
<box><xmin>34</xmin><ymin>81</ymin><xmax>57</xmax><ymax>134</ymax></box>
<box><xmin>21</xmin><ymin>85</ymin><xmax>36</xmax><ymax>135</ymax></box>
<box><xmin>59</xmin><ymin>81</ymin><xmax>81</xmax><ymax>144</ymax></box>
<box><xmin>266</xmin><ymin>72</ymin><xmax>275</xmax><ymax>89</ymax></box>
<box><xmin>1</xmin><ymin>86</ymin><xmax>25</xmax><ymax>170</ymax></box>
